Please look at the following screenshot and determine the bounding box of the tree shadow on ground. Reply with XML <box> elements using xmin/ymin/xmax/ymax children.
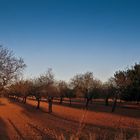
<box><xmin>52</xmin><ymin>99</ymin><xmax>140</xmax><ymax>119</ymax></box>
<box><xmin>0</xmin><ymin>100</ymin><xmax>6</xmax><ymax>106</ymax></box>
<box><xmin>8</xmin><ymin>98</ymin><xmax>140</xmax><ymax>119</ymax></box>
<box><xmin>21</xmin><ymin>106</ymin><xmax>139</xmax><ymax>140</ymax></box>
<box><xmin>8</xmin><ymin>98</ymin><xmax>139</xmax><ymax>139</ymax></box>
<box><xmin>0</xmin><ymin>117</ymin><xmax>10</xmax><ymax>140</ymax></box>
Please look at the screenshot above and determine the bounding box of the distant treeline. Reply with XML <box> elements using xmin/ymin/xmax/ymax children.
<box><xmin>0</xmin><ymin>46</ymin><xmax>140</xmax><ymax>113</ymax></box>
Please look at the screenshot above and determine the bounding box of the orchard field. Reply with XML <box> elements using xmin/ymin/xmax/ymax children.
<box><xmin>0</xmin><ymin>97</ymin><xmax>139</xmax><ymax>140</ymax></box>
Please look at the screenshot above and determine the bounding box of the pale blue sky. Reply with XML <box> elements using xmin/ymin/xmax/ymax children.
<box><xmin>0</xmin><ymin>0</ymin><xmax>140</xmax><ymax>82</ymax></box>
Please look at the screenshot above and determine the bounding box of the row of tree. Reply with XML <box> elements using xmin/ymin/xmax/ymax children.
<box><xmin>0</xmin><ymin>46</ymin><xmax>140</xmax><ymax>113</ymax></box>
<box><xmin>6</xmin><ymin>70</ymin><xmax>102</xmax><ymax>112</ymax></box>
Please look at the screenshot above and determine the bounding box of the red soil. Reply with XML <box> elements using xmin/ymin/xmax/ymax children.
<box><xmin>0</xmin><ymin>97</ymin><xmax>139</xmax><ymax>140</ymax></box>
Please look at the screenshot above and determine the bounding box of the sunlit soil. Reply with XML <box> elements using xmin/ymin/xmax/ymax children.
<box><xmin>0</xmin><ymin>97</ymin><xmax>140</xmax><ymax>140</ymax></box>
<box><xmin>29</xmin><ymin>98</ymin><xmax>140</xmax><ymax>129</ymax></box>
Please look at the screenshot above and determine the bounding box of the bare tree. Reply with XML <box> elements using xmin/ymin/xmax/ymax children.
<box><xmin>0</xmin><ymin>46</ymin><xmax>26</xmax><ymax>92</ymax></box>
<box><xmin>58</xmin><ymin>80</ymin><xmax>67</xmax><ymax>104</ymax></box>
<box><xmin>71</xmin><ymin>72</ymin><xmax>101</xmax><ymax>109</ymax></box>
<box><xmin>65</xmin><ymin>87</ymin><xmax>75</xmax><ymax>106</ymax></box>
<box><xmin>103</xmin><ymin>78</ymin><xmax>116</xmax><ymax>106</ymax></box>
<box><xmin>44</xmin><ymin>84</ymin><xmax>58</xmax><ymax>113</ymax></box>
<box><xmin>8</xmin><ymin>82</ymin><xmax>21</xmax><ymax>101</ymax></box>
<box><xmin>18</xmin><ymin>80</ymin><xmax>33</xmax><ymax>104</ymax></box>
<box><xmin>38</xmin><ymin>69</ymin><xmax>58</xmax><ymax>113</ymax></box>
<box><xmin>30</xmin><ymin>79</ymin><xmax>43</xmax><ymax>109</ymax></box>
<box><xmin>7</xmin><ymin>80</ymin><xmax>32</xmax><ymax>103</ymax></box>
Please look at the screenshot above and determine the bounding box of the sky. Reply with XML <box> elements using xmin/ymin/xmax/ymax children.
<box><xmin>0</xmin><ymin>0</ymin><xmax>140</xmax><ymax>82</ymax></box>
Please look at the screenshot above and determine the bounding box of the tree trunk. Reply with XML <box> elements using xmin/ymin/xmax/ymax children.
<box><xmin>120</xmin><ymin>99</ymin><xmax>121</xmax><ymax>103</ymax></box>
<box><xmin>112</xmin><ymin>96</ymin><xmax>117</xmax><ymax>112</ymax></box>
<box><xmin>48</xmin><ymin>98</ymin><xmax>52</xmax><ymax>113</ymax></box>
<box><xmin>24</xmin><ymin>97</ymin><xmax>27</xmax><ymax>104</ymax></box>
<box><xmin>90</xmin><ymin>98</ymin><xmax>93</xmax><ymax>104</ymax></box>
<box><xmin>36</xmin><ymin>98</ymin><xmax>40</xmax><ymax>109</ymax></box>
<box><xmin>16</xmin><ymin>96</ymin><xmax>19</xmax><ymax>102</ymax></box>
<box><xmin>60</xmin><ymin>97</ymin><xmax>63</xmax><ymax>104</ymax></box>
<box><xmin>23</xmin><ymin>97</ymin><xmax>24</xmax><ymax>103</ymax></box>
<box><xmin>69</xmin><ymin>98</ymin><xmax>71</xmax><ymax>106</ymax></box>
<box><xmin>105</xmin><ymin>97</ymin><xmax>109</xmax><ymax>106</ymax></box>
<box><xmin>85</xmin><ymin>98</ymin><xmax>90</xmax><ymax>109</ymax></box>
<box><xmin>23</xmin><ymin>97</ymin><xmax>26</xmax><ymax>103</ymax></box>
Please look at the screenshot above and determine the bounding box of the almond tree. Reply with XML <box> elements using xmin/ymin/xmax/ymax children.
<box><xmin>0</xmin><ymin>46</ymin><xmax>26</xmax><ymax>92</ymax></box>
<box><xmin>71</xmin><ymin>72</ymin><xmax>101</xmax><ymax>108</ymax></box>
<box><xmin>30</xmin><ymin>78</ymin><xmax>43</xmax><ymax>109</ymax></box>
<box><xmin>8</xmin><ymin>82</ymin><xmax>21</xmax><ymax>101</ymax></box>
<box><xmin>37</xmin><ymin>69</ymin><xmax>58</xmax><ymax>113</ymax></box>
<box><xmin>43</xmin><ymin>84</ymin><xmax>58</xmax><ymax>113</ymax></box>
<box><xmin>58</xmin><ymin>80</ymin><xmax>68</xmax><ymax>104</ymax></box>
<box><xmin>103</xmin><ymin>78</ymin><xmax>116</xmax><ymax>106</ymax></box>
<box><xmin>65</xmin><ymin>87</ymin><xmax>75</xmax><ymax>106</ymax></box>
<box><xmin>18</xmin><ymin>80</ymin><xmax>33</xmax><ymax>104</ymax></box>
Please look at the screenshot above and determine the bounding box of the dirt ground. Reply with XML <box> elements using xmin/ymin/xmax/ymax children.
<box><xmin>0</xmin><ymin>97</ymin><xmax>140</xmax><ymax>140</ymax></box>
